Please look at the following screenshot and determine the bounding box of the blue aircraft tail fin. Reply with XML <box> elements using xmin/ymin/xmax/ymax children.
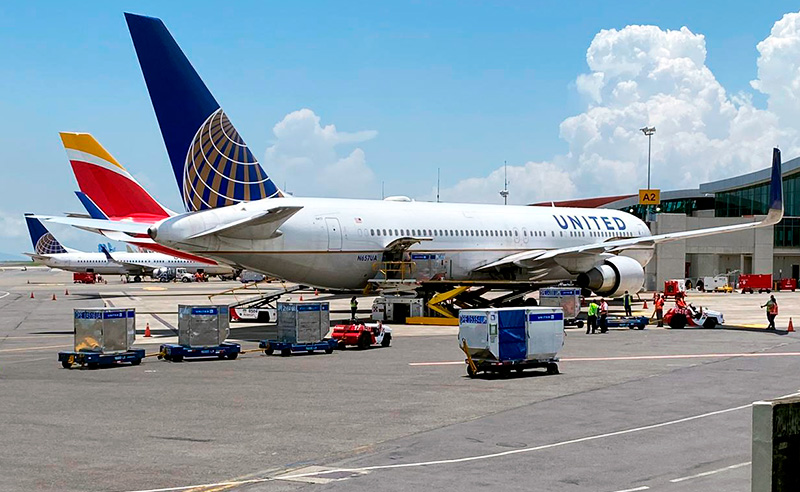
<box><xmin>124</xmin><ymin>13</ymin><xmax>282</xmax><ymax>211</ymax></box>
<box><xmin>24</xmin><ymin>214</ymin><xmax>67</xmax><ymax>254</ymax></box>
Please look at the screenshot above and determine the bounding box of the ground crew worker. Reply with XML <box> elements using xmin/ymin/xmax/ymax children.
<box><xmin>599</xmin><ymin>298</ymin><xmax>609</xmax><ymax>333</ymax></box>
<box><xmin>761</xmin><ymin>295</ymin><xmax>778</xmax><ymax>330</ymax></box>
<box><xmin>623</xmin><ymin>290</ymin><xmax>633</xmax><ymax>317</ymax></box>
<box><xmin>350</xmin><ymin>296</ymin><xmax>358</xmax><ymax>322</ymax></box>
<box><xmin>586</xmin><ymin>300</ymin><xmax>599</xmax><ymax>334</ymax></box>
<box><xmin>654</xmin><ymin>293</ymin><xmax>665</xmax><ymax>327</ymax></box>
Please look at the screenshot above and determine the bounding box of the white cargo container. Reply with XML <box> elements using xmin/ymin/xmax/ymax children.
<box><xmin>277</xmin><ymin>301</ymin><xmax>330</xmax><ymax>343</ymax></box>
<box><xmin>73</xmin><ymin>308</ymin><xmax>135</xmax><ymax>353</ymax></box>
<box><xmin>177</xmin><ymin>305</ymin><xmax>230</xmax><ymax>347</ymax></box>
<box><xmin>458</xmin><ymin>307</ymin><xmax>564</xmax><ymax>377</ymax></box>
<box><xmin>538</xmin><ymin>288</ymin><xmax>582</xmax><ymax>325</ymax></box>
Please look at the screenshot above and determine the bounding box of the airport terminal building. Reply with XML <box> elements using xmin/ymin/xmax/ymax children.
<box><xmin>542</xmin><ymin>157</ymin><xmax>800</xmax><ymax>291</ymax></box>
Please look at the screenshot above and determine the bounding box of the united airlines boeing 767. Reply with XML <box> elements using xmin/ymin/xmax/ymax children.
<box><xmin>37</xmin><ymin>13</ymin><xmax>784</xmax><ymax>295</ymax></box>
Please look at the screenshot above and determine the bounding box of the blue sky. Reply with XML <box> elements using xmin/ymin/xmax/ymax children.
<box><xmin>2</xmin><ymin>1</ymin><xmax>800</xmax><ymax>257</ymax></box>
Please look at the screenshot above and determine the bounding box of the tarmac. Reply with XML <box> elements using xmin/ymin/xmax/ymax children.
<box><xmin>2</xmin><ymin>267</ymin><xmax>800</xmax><ymax>491</ymax></box>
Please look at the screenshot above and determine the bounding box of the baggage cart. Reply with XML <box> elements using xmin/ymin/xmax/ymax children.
<box><xmin>159</xmin><ymin>305</ymin><xmax>237</xmax><ymax>361</ymax></box>
<box><xmin>259</xmin><ymin>339</ymin><xmax>337</xmax><ymax>356</ymax></box>
<box><xmin>158</xmin><ymin>342</ymin><xmax>240</xmax><ymax>362</ymax></box>
<box><xmin>59</xmin><ymin>307</ymin><xmax>139</xmax><ymax>369</ymax></box>
<box><xmin>458</xmin><ymin>307</ymin><xmax>564</xmax><ymax>378</ymax></box>
<box><xmin>59</xmin><ymin>349</ymin><xmax>145</xmax><ymax>369</ymax></box>
<box><xmin>276</xmin><ymin>301</ymin><xmax>330</xmax><ymax>343</ymax></box>
<box><xmin>605</xmin><ymin>315</ymin><xmax>649</xmax><ymax>330</ymax></box>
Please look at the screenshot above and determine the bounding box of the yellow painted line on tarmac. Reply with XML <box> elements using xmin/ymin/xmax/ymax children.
<box><xmin>0</xmin><ymin>344</ymin><xmax>71</xmax><ymax>353</ymax></box>
<box><xmin>2</xmin><ymin>334</ymin><xmax>72</xmax><ymax>339</ymax></box>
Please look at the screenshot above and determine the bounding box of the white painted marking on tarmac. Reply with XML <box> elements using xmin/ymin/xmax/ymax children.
<box><xmin>669</xmin><ymin>461</ymin><xmax>750</xmax><ymax>483</ymax></box>
<box><xmin>0</xmin><ymin>291</ymin><xmax>10</xmax><ymax>299</ymax></box>
<box><xmin>612</xmin><ymin>486</ymin><xmax>649</xmax><ymax>492</ymax></box>
<box><xmin>118</xmin><ymin>403</ymin><xmax>750</xmax><ymax>492</ymax></box>
<box><xmin>409</xmin><ymin>351</ymin><xmax>800</xmax><ymax>366</ymax></box>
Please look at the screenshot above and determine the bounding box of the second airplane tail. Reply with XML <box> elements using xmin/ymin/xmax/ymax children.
<box><xmin>61</xmin><ymin>132</ymin><xmax>172</xmax><ymax>222</ymax></box>
<box><xmin>24</xmin><ymin>214</ymin><xmax>68</xmax><ymax>255</ymax></box>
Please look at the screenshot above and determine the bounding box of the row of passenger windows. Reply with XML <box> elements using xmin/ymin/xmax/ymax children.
<box><xmin>73</xmin><ymin>259</ymin><xmax>193</xmax><ymax>263</ymax></box>
<box><xmin>567</xmin><ymin>230</ymin><xmax>637</xmax><ymax>238</ymax></box>
<box><xmin>369</xmin><ymin>228</ymin><xmax>550</xmax><ymax>238</ymax></box>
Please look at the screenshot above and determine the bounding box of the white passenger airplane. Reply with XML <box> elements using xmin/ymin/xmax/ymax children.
<box><xmin>24</xmin><ymin>215</ymin><xmax>234</xmax><ymax>279</ymax></box>
<box><xmin>36</xmin><ymin>13</ymin><xmax>785</xmax><ymax>296</ymax></box>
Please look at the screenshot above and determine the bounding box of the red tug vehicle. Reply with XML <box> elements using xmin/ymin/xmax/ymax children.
<box><xmin>331</xmin><ymin>323</ymin><xmax>392</xmax><ymax>350</ymax></box>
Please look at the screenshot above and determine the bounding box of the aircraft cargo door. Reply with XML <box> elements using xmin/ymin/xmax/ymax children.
<box><xmin>325</xmin><ymin>218</ymin><xmax>342</xmax><ymax>251</ymax></box>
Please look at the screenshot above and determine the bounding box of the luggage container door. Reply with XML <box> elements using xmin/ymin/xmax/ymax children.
<box><xmin>498</xmin><ymin>310</ymin><xmax>526</xmax><ymax>360</ymax></box>
<box><xmin>325</xmin><ymin>218</ymin><xmax>342</xmax><ymax>251</ymax></box>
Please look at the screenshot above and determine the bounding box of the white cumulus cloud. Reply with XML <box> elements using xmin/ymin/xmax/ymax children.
<box><xmin>444</xmin><ymin>15</ymin><xmax>800</xmax><ymax>203</ymax></box>
<box><xmin>263</xmin><ymin>109</ymin><xmax>378</xmax><ymax>198</ymax></box>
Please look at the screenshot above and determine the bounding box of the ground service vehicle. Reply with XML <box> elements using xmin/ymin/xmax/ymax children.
<box><xmin>664</xmin><ymin>279</ymin><xmax>687</xmax><ymax>297</ymax></box>
<box><xmin>73</xmin><ymin>272</ymin><xmax>96</xmax><ymax>284</ymax></box>
<box><xmin>697</xmin><ymin>275</ymin><xmax>732</xmax><ymax>292</ymax></box>
<box><xmin>663</xmin><ymin>304</ymin><xmax>725</xmax><ymax>329</ymax></box>
<box><xmin>776</xmin><ymin>278</ymin><xmax>797</xmax><ymax>291</ymax></box>
<box><xmin>738</xmin><ymin>274</ymin><xmax>772</xmax><ymax>293</ymax></box>
<box><xmin>331</xmin><ymin>323</ymin><xmax>392</xmax><ymax>349</ymax></box>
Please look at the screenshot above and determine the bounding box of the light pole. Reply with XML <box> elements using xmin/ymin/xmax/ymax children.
<box><xmin>640</xmin><ymin>126</ymin><xmax>656</xmax><ymax>190</ymax></box>
<box><xmin>499</xmin><ymin>160</ymin><xmax>509</xmax><ymax>205</ymax></box>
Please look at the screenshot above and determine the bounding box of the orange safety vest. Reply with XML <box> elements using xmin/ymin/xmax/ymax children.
<box><xmin>769</xmin><ymin>303</ymin><xmax>779</xmax><ymax>315</ymax></box>
<box><xmin>655</xmin><ymin>298</ymin><xmax>664</xmax><ymax>310</ymax></box>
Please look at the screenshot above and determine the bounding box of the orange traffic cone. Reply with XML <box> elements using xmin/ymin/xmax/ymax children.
<box><xmin>144</xmin><ymin>323</ymin><xmax>152</xmax><ymax>337</ymax></box>
<box><xmin>299</xmin><ymin>294</ymin><xmax>304</xmax><ymax>301</ymax></box>
<box><xmin>65</xmin><ymin>289</ymin><xmax>69</xmax><ymax>296</ymax></box>
<box><xmin>51</xmin><ymin>294</ymin><xmax>56</xmax><ymax>301</ymax></box>
<box><xmin>315</xmin><ymin>289</ymin><xmax>319</xmax><ymax>296</ymax></box>
<box><xmin>30</xmin><ymin>292</ymin><xmax>34</xmax><ymax>299</ymax></box>
<box><xmin>642</xmin><ymin>300</ymin><xmax>648</xmax><ymax>310</ymax></box>
<box><xmin>788</xmin><ymin>318</ymin><xmax>794</xmax><ymax>333</ymax></box>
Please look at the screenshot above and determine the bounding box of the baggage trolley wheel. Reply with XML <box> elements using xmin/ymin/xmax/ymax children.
<box><xmin>516</xmin><ymin>367</ymin><xmax>524</xmax><ymax>374</ymax></box>
<box><xmin>466</xmin><ymin>364</ymin><xmax>477</xmax><ymax>378</ymax></box>
<box><xmin>87</xmin><ymin>362</ymin><xmax>100</xmax><ymax>370</ymax></box>
<box><xmin>280</xmin><ymin>348</ymin><xmax>291</xmax><ymax>357</ymax></box>
<box><xmin>324</xmin><ymin>347</ymin><xmax>334</xmax><ymax>354</ymax></box>
<box><xmin>265</xmin><ymin>347</ymin><xmax>274</xmax><ymax>355</ymax></box>
<box><xmin>546</xmin><ymin>363</ymin><xmax>560</xmax><ymax>375</ymax></box>
<box><xmin>172</xmin><ymin>355</ymin><xmax>183</xmax><ymax>362</ymax></box>
<box><xmin>227</xmin><ymin>352</ymin><xmax>238</xmax><ymax>360</ymax></box>
<box><xmin>131</xmin><ymin>359</ymin><xmax>141</xmax><ymax>366</ymax></box>
<box><xmin>218</xmin><ymin>354</ymin><xmax>226</xmax><ymax>359</ymax></box>
<box><xmin>337</xmin><ymin>341</ymin><xmax>347</xmax><ymax>350</ymax></box>
<box><xmin>381</xmin><ymin>334</ymin><xmax>392</xmax><ymax>347</ymax></box>
<box><xmin>61</xmin><ymin>361</ymin><xmax>72</xmax><ymax>369</ymax></box>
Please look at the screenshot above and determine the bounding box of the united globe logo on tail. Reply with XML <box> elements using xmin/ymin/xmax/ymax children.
<box><xmin>35</xmin><ymin>233</ymin><xmax>67</xmax><ymax>255</ymax></box>
<box><xmin>184</xmin><ymin>109</ymin><xmax>281</xmax><ymax>211</ymax></box>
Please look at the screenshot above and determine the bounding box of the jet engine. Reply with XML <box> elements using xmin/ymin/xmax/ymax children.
<box><xmin>576</xmin><ymin>255</ymin><xmax>645</xmax><ymax>297</ymax></box>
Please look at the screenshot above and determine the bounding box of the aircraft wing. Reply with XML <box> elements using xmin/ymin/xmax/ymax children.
<box><xmin>479</xmin><ymin>148</ymin><xmax>784</xmax><ymax>271</ymax></box>
<box><xmin>98</xmin><ymin>245</ymin><xmax>152</xmax><ymax>274</ymax></box>
<box><xmin>33</xmin><ymin>215</ymin><xmax>151</xmax><ymax>236</ymax></box>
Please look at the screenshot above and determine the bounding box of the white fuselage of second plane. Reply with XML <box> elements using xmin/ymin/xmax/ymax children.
<box><xmin>37</xmin><ymin>252</ymin><xmax>233</xmax><ymax>276</ymax></box>
<box><xmin>152</xmin><ymin>197</ymin><xmax>653</xmax><ymax>290</ymax></box>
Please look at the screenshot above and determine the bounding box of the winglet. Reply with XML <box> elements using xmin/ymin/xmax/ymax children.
<box><xmin>764</xmin><ymin>147</ymin><xmax>784</xmax><ymax>226</ymax></box>
<box><xmin>75</xmin><ymin>191</ymin><xmax>109</xmax><ymax>220</ymax></box>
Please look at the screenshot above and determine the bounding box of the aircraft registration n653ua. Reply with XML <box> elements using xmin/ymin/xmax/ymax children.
<box><xmin>37</xmin><ymin>13</ymin><xmax>784</xmax><ymax>295</ymax></box>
